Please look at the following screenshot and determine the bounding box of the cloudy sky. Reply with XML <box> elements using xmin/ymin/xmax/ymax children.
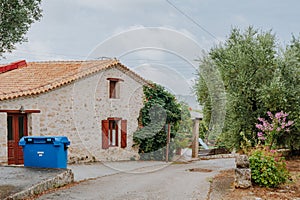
<box><xmin>1</xmin><ymin>0</ymin><xmax>300</xmax><ymax>96</ymax></box>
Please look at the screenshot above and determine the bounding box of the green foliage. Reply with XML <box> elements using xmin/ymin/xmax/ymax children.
<box><xmin>0</xmin><ymin>0</ymin><xmax>42</xmax><ymax>57</ymax></box>
<box><xmin>249</xmin><ymin>149</ymin><xmax>289</xmax><ymax>188</ymax></box>
<box><xmin>195</xmin><ymin>26</ymin><xmax>300</xmax><ymax>151</ymax></box>
<box><xmin>279</xmin><ymin>36</ymin><xmax>300</xmax><ymax>150</ymax></box>
<box><xmin>239</xmin><ymin>131</ymin><xmax>253</xmax><ymax>154</ymax></box>
<box><xmin>194</xmin><ymin>55</ymin><xmax>226</xmax><ymax>141</ymax></box>
<box><xmin>211</xmin><ymin>27</ymin><xmax>277</xmax><ymax>149</ymax></box>
<box><xmin>199</xmin><ymin>120</ymin><xmax>208</xmax><ymax>141</ymax></box>
<box><xmin>174</xmin><ymin>102</ymin><xmax>193</xmax><ymax>148</ymax></box>
<box><xmin>133</xmin><ymin>83</ymin><xmax>182</xmax><ymax>160</ymax></box>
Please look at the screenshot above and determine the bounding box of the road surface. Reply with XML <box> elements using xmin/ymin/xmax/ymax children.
<box><xmin>38</xmin><ymin>158</ymin><xmax>235</xmax><ymax>200</ymax></box>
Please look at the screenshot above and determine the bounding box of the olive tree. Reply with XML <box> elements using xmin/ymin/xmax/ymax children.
<box><xmin>0</xmin><ymin>0</ymin><xmax>42</xmax><ymax>57</ymax></box>
<box><xmin>195</xmin><ymin>27</ymin><xmax>299</xmax><ymax>151</ymax></box>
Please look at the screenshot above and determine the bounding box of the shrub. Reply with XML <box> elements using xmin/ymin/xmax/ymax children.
<box><xmin>133</xmin><ymin>84</ymin><xmax>182</xmax><ymax>160</ymax></box>
<box><xmin>256</xmin><ymin>111</ymin><xmax>294</xmax><ymax>149</ymax></box>
<box><xmin>249</xmin><ymin>149</ymin><xmax>289</xmax><ymax>188</ymax></box>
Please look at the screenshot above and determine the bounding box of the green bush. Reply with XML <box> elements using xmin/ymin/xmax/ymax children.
<box><xmin>249</xmin><ymin>149</ymin><xmax>289</xmax><ymax>188</ymax></box>
<box><xmin>133</xmin><ymin>84</ymin><xmax>182</xmax><ymax>160</ymax></box>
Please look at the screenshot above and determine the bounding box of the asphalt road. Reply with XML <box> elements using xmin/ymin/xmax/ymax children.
<box><xmin>37</xmin><ymin>158</ymin><xmax>235</xmax><ymax>200</ymax></box>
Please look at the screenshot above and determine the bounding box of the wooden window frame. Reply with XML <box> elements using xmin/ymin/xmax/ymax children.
<box><xmin>107</xmin><ymin>78</ymin><xmax>123</xmax><ymax>99</ymax></box>
<box><xmin>109</xmin><ymin>80</ymin><xmax>118</xmax><ymax>99</ymax></box>
<box><xmin>102</xmin><ymin>118</ymin><xmax>127</xmax><ymax>149</ymax></box>
<box><xmin>0</xmin><ymin>110</ymin><xmax>40</xmax><ymax>114</ymax></box>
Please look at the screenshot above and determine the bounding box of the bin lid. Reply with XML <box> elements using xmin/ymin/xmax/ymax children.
<box><xmin>19</xmin><ymin>136</ymin><xmax>70</xmax><ymax>146</ymax></box>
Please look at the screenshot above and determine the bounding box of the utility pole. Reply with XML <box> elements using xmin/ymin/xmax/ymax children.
<box><xmin>192</xmin><ymin>118</ymin><xmax>200</xmax><ymax>158</ymax></box>
<box><xmin>166</xmin><ymin>123</ymin><xmax>170</xmax><ymax>162</ymax></box>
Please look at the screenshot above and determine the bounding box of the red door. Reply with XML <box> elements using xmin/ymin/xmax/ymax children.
<box><xmin>7</xmin><ymin>114</ymin><xmax>28</xmax><ymax>165</ymax></box>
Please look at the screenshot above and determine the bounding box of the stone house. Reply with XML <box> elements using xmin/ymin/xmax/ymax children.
<box><xmin>0</xmin><ymin>59</ymin><xmax>149</xmax><ymax>164</ymax></box>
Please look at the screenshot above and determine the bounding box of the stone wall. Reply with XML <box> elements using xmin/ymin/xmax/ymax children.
<box><xmin>235</xmin><ymin>154</ymin><xmax>252</xmax><ymax>188</ymax></box>
<box><xmin>0</xmin><ymin>66</ymin><xmax>145</xmax><ymax>163</ymax></box>
<box><xmin>0</xmin><ymin>112</ymin><xmax>7</xmax><ymax>164</ymax></box>
<box><xmin>7</xmin><ymin>169</ymin><xmax>74</xmax><ymax>200</ymax></box>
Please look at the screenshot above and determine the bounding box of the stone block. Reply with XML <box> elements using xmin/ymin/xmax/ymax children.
<box><xmin>235</xmin><ymin>154</ymin><xmax>250</xmax><ymax>168</ymax></box>
<box><xmin>235</xmin><ymin>168</ymin><xmax>252</xmax><ymax>188</ymax></box>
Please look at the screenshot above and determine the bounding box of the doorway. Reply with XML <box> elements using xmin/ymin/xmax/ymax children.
<box><xmin>7</xmin><ymin>114</ymin><xmax>28</xmax><ymax>165</ymax></box>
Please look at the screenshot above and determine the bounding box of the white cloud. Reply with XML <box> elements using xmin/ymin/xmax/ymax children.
<box><xmin>88</xmin><ymin>27</ymin><xmax>202</xmax><ymax>68</ymax></box>
<box><xmin>133</xmin><ymin>63</ymin><xmax>193</xmax><ymax>95</ymax></box>
<box><xmin>1</xmin><ymin>0</ymin><xmax>300</xmax><ymax>65</ymax></box>
<box><xmin>73</xmin><ymin>0</ymin><xmax>162</xmax><ymax>12</ymax></box>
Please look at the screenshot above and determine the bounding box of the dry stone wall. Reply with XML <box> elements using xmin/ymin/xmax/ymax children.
<box><xmin>235</xmin><ymin>154</ymin><xmax>252</xmax><ymax>188</ymax></box>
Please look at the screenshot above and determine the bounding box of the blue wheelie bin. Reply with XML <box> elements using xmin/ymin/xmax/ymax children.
<box><xmin>19</xmin><ymin>136</ymin><xmax>70</xmax><ymax>169</ymax></box>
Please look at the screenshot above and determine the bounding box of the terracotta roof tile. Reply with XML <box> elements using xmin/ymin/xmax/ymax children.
<box><xmin>0</xmin><ymin>59</ymin><xmax>149</xmax><ymax>101</ymax></box>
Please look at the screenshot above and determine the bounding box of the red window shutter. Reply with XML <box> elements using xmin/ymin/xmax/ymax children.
<box><xmin>102</xmin><ymin>120</ymin><xmax>109</xmax><ymax>149</ymax></box>
<box><xmin>121</xmin><ymin>120</ymin><xmax>127</xmax><ymax>148</ymax></box>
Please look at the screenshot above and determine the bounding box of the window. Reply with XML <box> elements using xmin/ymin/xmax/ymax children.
<box><xmin>109</xmin><ymin>80</ymin><xmax>118</xmax><ymax>98</ymax></box>
<box><xmin>107</xmin><ymin>78</ymin><xmax>123</xmax><ymax>99</ymax></box>
<box><xmin>102</xmin><ymin>119</ymin><xmax>127</xmax><ymax>149</ymax></box>
<box><xmin>109</xmin><ymin>120</ymin><xmax>118</xmax><ymax>146</ymax></box>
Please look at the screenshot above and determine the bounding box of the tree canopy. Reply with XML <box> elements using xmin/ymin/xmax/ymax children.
<box><xmin>133</xmin><ymin>83</ymin><xmax>183</xmax><ymax>160</ymax></box>
<box><xmin>0</xmin><ymin>0</ymin><xmax>42</xmax><ymax>57</ymax></box>
<box><xmin>195</xmin><ymin>26</ymin><xmax>300</xmax><ymax>151</ymax></box>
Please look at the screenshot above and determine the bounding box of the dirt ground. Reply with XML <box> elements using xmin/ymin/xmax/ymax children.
<box><xmin>214</xmin><ymin>158</ymin><xmax>300</xmax><ymax>200</ymax></box>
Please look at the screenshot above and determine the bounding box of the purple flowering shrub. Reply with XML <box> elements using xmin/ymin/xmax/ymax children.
<box><xmin>249</xmin><ymin>111</ymin><xmax>293</xmax><ymax>187</ymax></box>
<box><xmin>256</xmin><ymin>111</ymin><xmax>294</xmax><ymax>149</ymax></box>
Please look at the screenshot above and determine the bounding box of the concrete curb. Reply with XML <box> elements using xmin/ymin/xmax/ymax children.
<box><xmin>200</xmin><ymin>153</ymin><xmax>237</xmax><ymax>160</ymax></box>
<box><xmin>5</xmin><ymin>169</ymin><xmax>74</xmax><ymax>200</ymax></box>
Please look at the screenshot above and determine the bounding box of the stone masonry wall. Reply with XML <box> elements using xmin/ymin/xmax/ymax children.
<box><xmin>0</xmin><ymin>66</ymin><xmax>144</xmax><ymax>163</ymax></box>
<box><xmin>235</xmin><ymin>154</ymin><xmax>252</xmax><ymax>188</ymax></box>
<box><xmin>0</xmin><ymin>112</ymin><xmax>7</xmax><ymax>163</ymax></box>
